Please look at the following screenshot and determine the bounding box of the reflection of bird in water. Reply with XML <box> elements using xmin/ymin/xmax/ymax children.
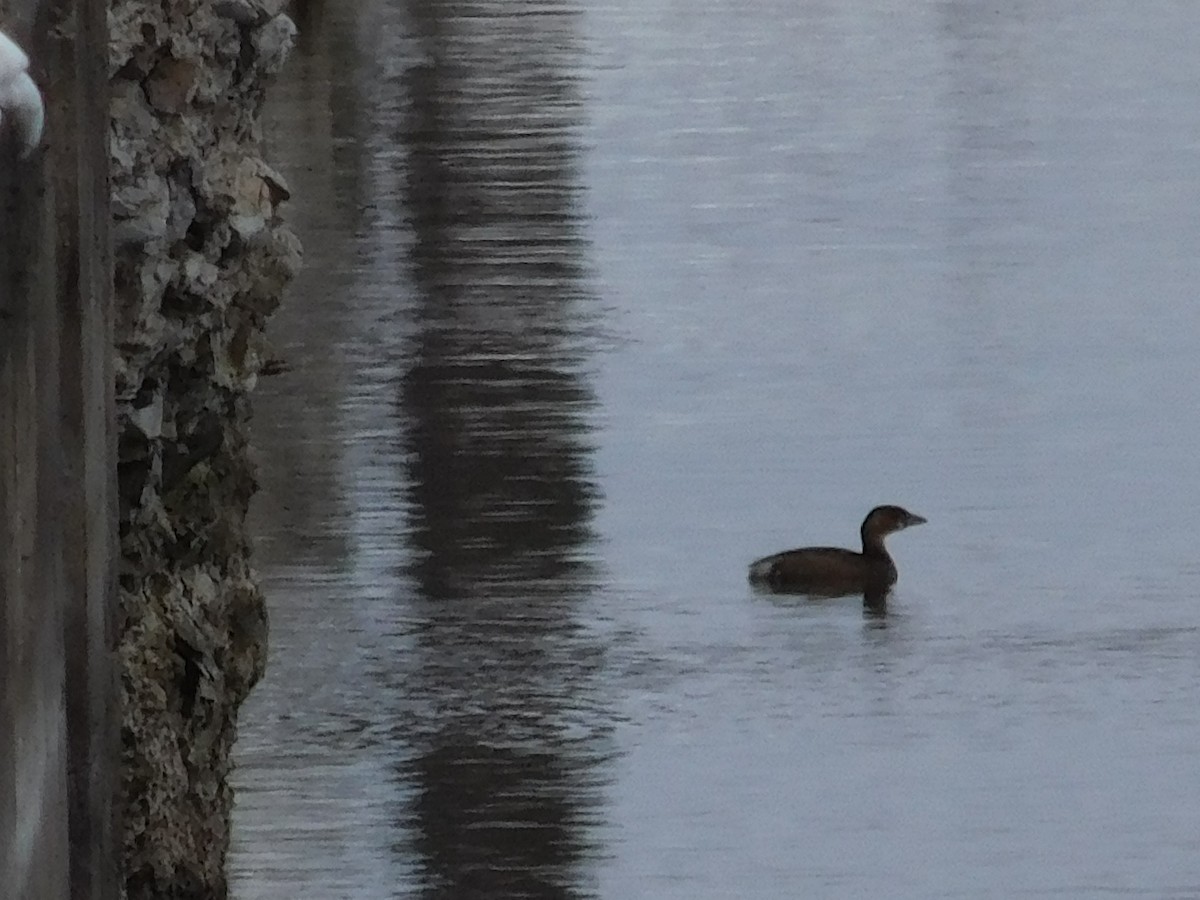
<box><xmin>0</xmin><ymin>29</ymin><xmax>45</xmax><ymax>159</ymax></box>
<box><xmin>749</xmin><ymin>505</ymin><xmax>926</xmax><ymax>602</ymax></box>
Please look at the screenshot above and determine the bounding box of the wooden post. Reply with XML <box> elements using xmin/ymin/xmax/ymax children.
<box><xmin>0</xmin><ymin>1</ymin><xmax>117</xmax><ymax>898</ymax></box>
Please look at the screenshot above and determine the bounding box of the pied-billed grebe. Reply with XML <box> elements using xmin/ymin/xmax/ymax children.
<box><xmin>748</xmin><ymin>505</ymin><xmax>926</xmax><ymax>596</ymax></box>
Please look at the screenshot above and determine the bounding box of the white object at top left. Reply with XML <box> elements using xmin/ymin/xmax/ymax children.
<box><xmin>0</xmin><ymin>28</ymin><xmax>44</xmax><ymax>158</ymax></box>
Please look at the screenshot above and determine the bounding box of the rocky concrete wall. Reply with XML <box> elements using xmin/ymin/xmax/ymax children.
<box><xmin>109</xmin><ymin>0</ymin><xmax>300</xmax><ymax>895</ymax></box>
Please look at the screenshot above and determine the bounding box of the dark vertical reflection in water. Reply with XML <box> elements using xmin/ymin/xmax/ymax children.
<box><xmin>393</xmin><ymin>3</ymin><xmax>606</xmax><ymax>897</ymax></box>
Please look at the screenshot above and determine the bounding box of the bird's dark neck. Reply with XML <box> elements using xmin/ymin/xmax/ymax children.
<box><xmin>860</xmin><ymin>530</ymin><xmax>892</xmax><ymax>560</ymax></box>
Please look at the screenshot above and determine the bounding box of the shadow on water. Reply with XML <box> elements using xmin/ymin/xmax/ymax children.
<box><xmin>752</xmin><ymin>583</ymin><xmax>893</xmax><ymax>620</ymax></box>
<box><xmin>390</xmin><ymin>3</ymin><xmax>607</xmax><ymax>897</ymax></box>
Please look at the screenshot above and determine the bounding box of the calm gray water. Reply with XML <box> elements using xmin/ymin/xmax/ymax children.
<box><xmin>231</xmin><ymin>2</ymin><xmax>1200</xmax><ymax>897</ymax></box>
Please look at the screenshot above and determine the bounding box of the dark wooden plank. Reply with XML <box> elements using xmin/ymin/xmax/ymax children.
<box><xmin>1</xmin><ymin>2</ymin><xmax>117</xmax><ymax>897</ymax></box>
<box><xmin>44</xmin><ymin>0</ymin><xmax>121</xmax><ymax>896</ymax></box>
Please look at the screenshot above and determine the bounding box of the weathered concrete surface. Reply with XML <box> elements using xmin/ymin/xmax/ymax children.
<box><xmin>109</xmin><ymin>0</ymin><xmax>299</xmax><ymax>896</ymax></box>
<box><xmin>1</xmin><ymin>2</ymin><xmax>118</xmax><ymax>899</ymax></box>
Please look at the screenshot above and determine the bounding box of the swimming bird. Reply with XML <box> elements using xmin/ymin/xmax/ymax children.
<box><xmin>0</xmin><ymin>29</ymin><xmax>45</xmax><ymax>159</ymax></box>
<box><xmin>749</xmin><ymin>505</ymin><xmax>926</xmax><ymax>597</ymax></box>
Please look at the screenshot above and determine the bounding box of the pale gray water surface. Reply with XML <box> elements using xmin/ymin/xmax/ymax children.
<box><xmin>231</xmin><ymin>2</ymin><xmax>1200</xmax><ymax>897</ymax></box>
